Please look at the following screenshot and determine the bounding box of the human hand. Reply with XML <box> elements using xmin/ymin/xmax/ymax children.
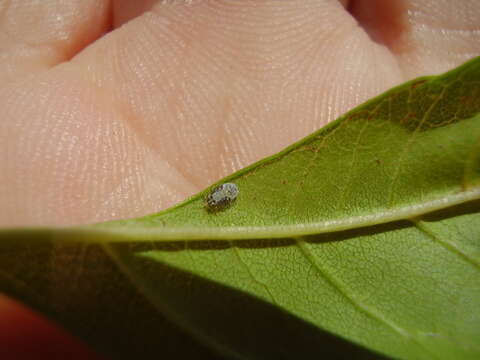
<box><xmin>1</xmin><ymin>0</ymin><xmax>479</xmax><ymax>227</ymax></box>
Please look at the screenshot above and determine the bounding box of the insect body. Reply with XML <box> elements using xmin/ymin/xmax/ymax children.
<box><xmin>206</xmin><ymin>183</ymin><xmax>239</xmax><ymax>211</ymax></box>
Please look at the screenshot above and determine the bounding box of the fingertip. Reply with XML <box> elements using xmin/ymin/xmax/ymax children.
<box><xmin>0</xmin><ymin>294</ymin><xmax>106</xmax><ymax>360</ymax></box>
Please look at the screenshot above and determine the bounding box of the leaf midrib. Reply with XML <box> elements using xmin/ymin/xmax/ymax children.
<box><xmin>93</xmin><ymin>188</ymin><xmax>480</xmax><ymax>241</ymax></box>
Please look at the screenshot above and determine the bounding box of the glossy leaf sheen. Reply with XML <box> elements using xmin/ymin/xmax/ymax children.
<box><xmin>1</xmin><ymin>58</ymin><xmax>480</xmax><ymax>359</ymax></box>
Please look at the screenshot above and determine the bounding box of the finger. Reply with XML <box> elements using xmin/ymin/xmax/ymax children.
<box><xmin>399</xmin><ymin>0</ymin><xmax>480</xmax><ymax>77</ymax></box>
<box><xmin>349</xmin><ymin>0</ymin><xmax>480</xmax><ymax>78</ymax></box>
<box><xmin>0</xmin><ymin>294</ymin><xmax>106</xmax><ymax>360</ymax></box>
<box><xmin>0</xmin><ymin>0</ymin><xmax>111</xmax><ymax>83</ymax></box>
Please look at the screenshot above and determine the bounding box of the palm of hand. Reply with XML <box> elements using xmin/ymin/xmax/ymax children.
<box><xmin>1</xmin><ymin>0</ymin><xmax>479</xmax><ymax>226</ymax></box>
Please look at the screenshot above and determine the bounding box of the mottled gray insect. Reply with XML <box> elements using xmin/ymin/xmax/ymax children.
<box><xmin>206</xmin><ymin>183</ymin><xmax>239</xmax><ymax>211</ymax></box>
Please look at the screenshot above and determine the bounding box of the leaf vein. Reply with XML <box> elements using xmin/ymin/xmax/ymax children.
<box><xmin>293</xmin><ymin>236</ymin><xmax>440</xmax><ymax>359</ymax></box>
<box><xmin>229</xmin><ymin>242</ymin><xmax>279</xmax><ymax>305</ymax></box>
<box><xmin>387</xmin><ymin>85</ymin><xmax>448</xmax><ymax>207</ymax></box>
<box><xmin>412</xmin><ymin>220</ymin><xmax>480</xmax><ymax>270</ymax></box>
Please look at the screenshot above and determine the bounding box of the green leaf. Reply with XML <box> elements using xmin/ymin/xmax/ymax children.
<box><xmin>1</xmin><ymin>57</ymin><xmax>480</xmax><ymax>360</ymax></box>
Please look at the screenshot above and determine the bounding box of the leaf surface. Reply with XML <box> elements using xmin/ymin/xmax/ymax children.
<box><xmin>1</xmin><ymin>58</ymin><xmax>480</xmax><ymax>359</ymax></box>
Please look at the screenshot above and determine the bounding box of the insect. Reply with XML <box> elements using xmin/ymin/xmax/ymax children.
<box><xmin>205</xmin><ymin>183</ymin><xmax>239</xmax><ymax>211</ymax></box>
